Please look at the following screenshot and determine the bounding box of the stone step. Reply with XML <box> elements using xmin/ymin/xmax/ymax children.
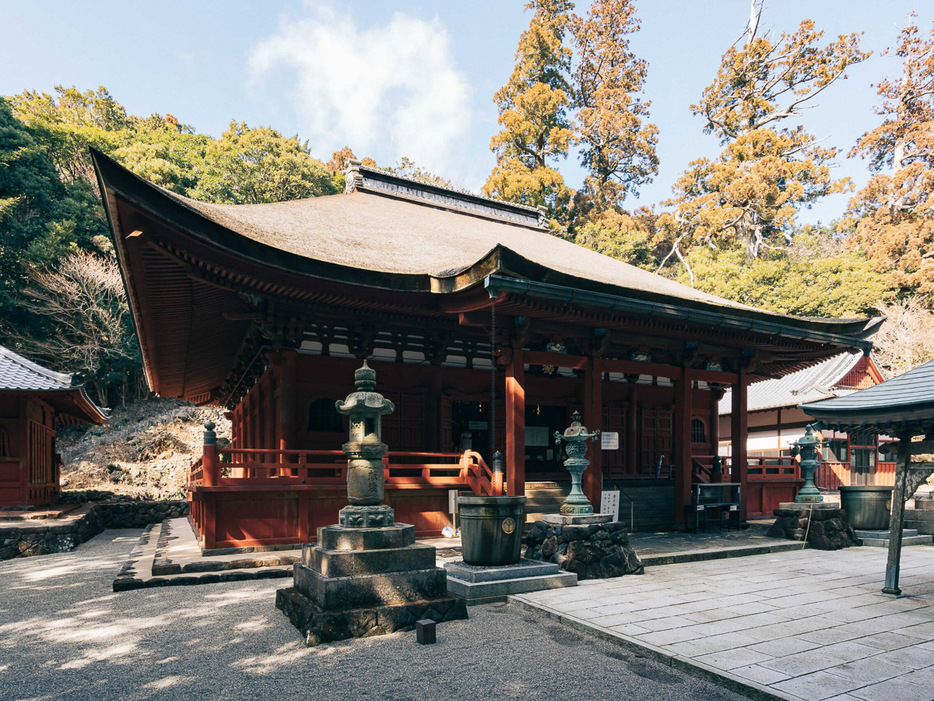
<box><xmin>855</xmin><ymin>528</ymin><xmax>919</xmax><ymax>539</ymax></box>
<box><xmin>638</xmin><ymin>541</ymin><xmax>805</xmax><ymax>567</ymax></box>
<box><xmin>859</xmin><ymin>534</ymin><xmax>933</xmax><ymax>548</ymax></box>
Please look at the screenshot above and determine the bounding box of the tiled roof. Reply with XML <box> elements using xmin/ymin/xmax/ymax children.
<box><xmin>0</xmin><ymin>344</ymin><xmax>76</xmax><ymax>391</ymax></box>
<box><xmin>804</xmin><ymin>359</ymin><xmax>934</xmax><ymax>414</ymax></box>
<box><xmin>720</xmin><ymin>351</ymin><xmax>864</xmax><ymax>414</ymax></box>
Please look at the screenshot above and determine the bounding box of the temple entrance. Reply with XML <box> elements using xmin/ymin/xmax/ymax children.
<box><xmin>451</xmin><ymin>400</ymin><xmax>490</xmax><ymax>462</ymax></box>
<box><xmin>640</xmin><ymin>406</ymin><xmax>673</xmax><ymax>478</ymax></box>
<box><xmin>525</xmin><ymin>404</ymin><xmax>567</xmax><ymax>478</ymax></box>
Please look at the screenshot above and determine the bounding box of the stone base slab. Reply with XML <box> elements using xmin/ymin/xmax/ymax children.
<box><xmin>276</xmin><ymin>586</ymin><xmax>467</xmax><ymax>646</ymax></box>
<box><xmin>293</xmin><ymin>562</ymin><xmax>447</xmax><ymax>610</ymax></box>
<box><xmin>303</xmin><ymin>542</ymin><xmax>436</xmax><ymax>577</ymax></box>
<box><xmin>777</xmin><ymin>502</ymin><xmax>836</xmax><ymax>511</ymax></box>
<box><xmin>445</xmin><ymin>569</ymin><xmax>577</xmax><ymax>605</ymax></box>
<box><xmin>444</xmin><ymin>558</ymin><xmax>562</xmax><ymax>583</ymax></box>
<box><xmin>317</xmin><ymin>523</ymin><xmax>415</xmax><ymax>551</ymax></box>
<box><xmin>541</xmin><ymin>513</ymin><xmax>613</xmax><ymax>525</ymax></box>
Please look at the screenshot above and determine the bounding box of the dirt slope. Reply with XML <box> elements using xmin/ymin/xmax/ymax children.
<box><xmin>57</xmin><ymin>397</ymin><xmax>230</xmax><ymax>500</ymax></box>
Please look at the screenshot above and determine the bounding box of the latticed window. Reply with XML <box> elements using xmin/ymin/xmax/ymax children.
<box><xmin>307</xmin><ymin>398</ymin><xmax>344</xmax><ymax>433</ymax></box>
<box><xmin>691</xmin><ymin>418</ymin><xmax>706</xmax><ymax>444</ymax></box>
<box><xmin>0</xmin><ymin>427</ymin><xmax>7</xmax><ymax>457</ymax></box>
<box><xmin>849</xmin><ymin>431</ymin><xmax>877</xmax><ymax>486</ymax></box>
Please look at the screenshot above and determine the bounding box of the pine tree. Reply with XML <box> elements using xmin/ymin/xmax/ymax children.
<box><xmin>660</xmin><ymin>2</ymin><xmax>868</xmax><ymax>266</ymax></box>
<box><xmin>571</xmin><ymin>0</ymin><xmax>657</xmax><ymax>216</ymax></box>
<box><xmin>483</xmin><ymin>0</ymin><xmax>575</xmax><ymax>221</ymax></box>
<box><xmin>847</xmin><ymin>19</ymin><xmax>934</xmax><ymax>298</ymax></box>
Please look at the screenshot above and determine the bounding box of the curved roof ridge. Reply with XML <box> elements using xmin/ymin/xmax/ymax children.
<box><xmin>0</xmin><ymin>344</ymin><xmax>75</xmax><ymax>390</ymax></box>
<box><xmin>91</xmin><ymin>149</ymin><xmax>881</xmax><ymax>343</ymax></box>
<box><xmin>804</xmin><ymin>358</ymin><xmax>934</xmax><ymax>414</ymax></box>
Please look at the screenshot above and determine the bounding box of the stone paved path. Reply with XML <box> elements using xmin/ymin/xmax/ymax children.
<box><xmin>514</xmin><ymin>545</ymin><xmax>934</xmax><ymax>701</ymax></box>
<box><xmin>0</xmin><ymin>529</ymin><xmax>747</xmax><ymax>701</ymax></box>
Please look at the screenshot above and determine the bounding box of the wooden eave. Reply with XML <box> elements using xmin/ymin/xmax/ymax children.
<box><xmin>93</xmin><ymin>149</ymin><xmax>882</xmax><ymax>403</ymax></box>
<box><xmin>0</xmin><ymin>388</ymin><xmax>108</xmax><ymax>425</ymax></box>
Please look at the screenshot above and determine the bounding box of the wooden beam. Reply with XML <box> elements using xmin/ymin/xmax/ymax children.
<box><xmin>601</xmin><ymin>358</ymin><xmax>683</xmax><ymax>380</ymax></box>
<box><xmin>674</xmin><ymin>369</ymin><xmax>693</xmax><ymax>525</ymax></box>
<box><xmin>731</xmin><ymin>370</ymin><xmax>749</xmax><ymax>520</ymax></box>
<box><xmin>690</xmin><ymin>368</ymin><xmax>740</xmax><ymax>385</ymax></box>
<box><xmin>505</xmin><ymin>348</ymin><xmax>526</xmax><ymax>498</ymax></box>
<box><xmin>584</xmin><ymin>356</ymin><xmax>603</xmax><ymax>510</ymax></box>
<box><xmin>524</xmin><ymin>350</ymin><xmax>589</xmax><ymax>370</ymax></box>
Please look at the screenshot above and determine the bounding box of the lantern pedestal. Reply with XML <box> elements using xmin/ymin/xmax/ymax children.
<box><xmin>541</xmin><ymin>513</ymin><xmax>613</xmax><ymax>526</ymax></box>
<box><xmin>277</xmin><ymin>361</ymin><xmax>467</xmax><ymax>645</ymax></box>
<box><xmin>767</xmin><ymin>503</ymin><xmax>861</xmax><ymax>550</ymax></box>
<box><xmin>278</xmin><ymin>523</ymin><xmax>467</xmax><ymax>645</ymax></box>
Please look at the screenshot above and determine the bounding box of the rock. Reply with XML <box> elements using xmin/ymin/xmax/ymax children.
<box><xmin>767</xmin><ymin>507</ymin><xmax>860</xmax><ymax>550</ymax></box>
<box><xmin>523</xmin><ymin>519</ymin><xmax>642</xmax><ymax>580</ymax></box>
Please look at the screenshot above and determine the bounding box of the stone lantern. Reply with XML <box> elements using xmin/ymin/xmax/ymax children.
<box><xmin>335</xmin><ymin>360</ymin><xmax>396</xmax><ymax>527</ymax></box>
<box><xmin>792</xmin><ymin>424</ymin><xmax>824</xmax><ymax>503</ymax></box>
<box><xmin>555</xmin><ymin>410</ymin><xmax>601</xmax><ymax>515</ymax></box>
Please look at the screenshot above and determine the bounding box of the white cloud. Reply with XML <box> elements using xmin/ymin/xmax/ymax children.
<box><xmin>249</xmin><ymin>5</ymin><xmax>470</xmax><ymax>173</ymax></box>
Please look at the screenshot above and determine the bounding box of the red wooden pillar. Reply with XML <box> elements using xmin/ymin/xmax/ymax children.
<box><xmin>731</xmin><ymin>370</ymin><xmax>749</xmax><ymax>519</ymax></box>
<box><xmin>627</xmin><ymin>383</ymin><xmax>638</xmax><ymax>476</ymax></box>
<box><xmin>202</xmin><ymin>422</ymin><xmax>219</xmax><ymax>487</ymax></box>
<box><xmin>278</xmin><ymin>350</ymin><xmax>297</xmax><ymax>451</ymax></box>
<box><xmin>674</xmin><ymin>370</ymin><xmax>693</xmax><ymax>525</ymax></box>
<box><xmin>505</xmin><ymin>348</ymin><xmax>525</xmax><ymax>498</ymax></box>
<box><xmin>584</xmin><ymin>356</ymin><xmax>603</xmax><ymax>510</ymax></box>
<box><xmin>709</xmin><ymin>387</ymin><xmax>725</xmax><ymax>452</ymax></box>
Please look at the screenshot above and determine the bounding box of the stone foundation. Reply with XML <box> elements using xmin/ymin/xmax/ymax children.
<box><xmin>277</xmin><ymin>587</ymin><xmax>466</xmax><ymax>646</ymax></box>
<box><xmin>767</xmin><ymin>507</ymin><xmax>861</xmax><ymax>550</ymax></box>
<box><xmin>277</xmin><ymin>523</ymin><xmax>467</xmax><ymax>645</ymax></box>
<box><xmin>0</xmin><ymin>500</ymin><xmax>188</xmax><ymax>561</ymax></box>
<box><xmin>523</xmin><ymin>520</ymin><xmax>644</xmax><ymax>579</ymax></box>
<box><xmin>905</xmin><ymin>505</ymin><xmax>934</xmax><ymax>536</ymax></box>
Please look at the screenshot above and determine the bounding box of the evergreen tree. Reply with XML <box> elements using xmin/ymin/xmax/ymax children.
<box><xmin>483</xmin><ymin>0</ymin><xmax>575</xmax><ymax>221</ymax></box>
<box><xmin>847</xmin><ymin>19</ymin><xmax>934</xmax><ymax>299</ymax></box>
<box><xmin>571</xmin><ymin>0</ymin><xmax>658</xmax><ymax>217</ymax></box>
<box><xmin>660</xmin><ymin>2</ymin><xmax>868</xmax><ymax>266</ymax></box>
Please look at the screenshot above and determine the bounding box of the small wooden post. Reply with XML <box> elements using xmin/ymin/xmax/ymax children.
<box><xmin>202</xmin><ymin>421</ymin><xmax>219</xmax><ymax>487</ymax></box>
<box><xmin>883</xmin><ymin>432</ymin><xmax>913</xmax><ymax>596</ymax></box>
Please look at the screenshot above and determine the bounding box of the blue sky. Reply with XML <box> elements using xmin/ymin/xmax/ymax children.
<box><xmin>0</xmin><ymin>1</ymin><xmax>927</xmax><ymax>224</ymax></box>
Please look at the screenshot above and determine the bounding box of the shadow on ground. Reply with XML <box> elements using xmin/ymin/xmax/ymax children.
<box><xmin>0</xmin><ymin>530</ymin><xmax>746</xmax><ymax>701</ymax></box>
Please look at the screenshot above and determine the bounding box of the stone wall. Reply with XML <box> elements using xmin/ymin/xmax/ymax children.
<box><xmin>0</xmin><ymin>500</ymin><xmax>188</xmax><ymax>561</ymax></box>
<box><xmin>766</xmin><ymin>507</ymin><xmax>860</xmax><ymax>550</ymax></box>
<box><xmin>523</xmin><ymin>521</ymin><xmax>644</xmax><ymax>580</ymax></box>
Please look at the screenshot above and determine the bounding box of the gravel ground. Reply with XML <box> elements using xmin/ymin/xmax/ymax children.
<box><xmin>0</xmin><ymin>530</ymin><xmax>749</xmax><ymax>701</ymax></box>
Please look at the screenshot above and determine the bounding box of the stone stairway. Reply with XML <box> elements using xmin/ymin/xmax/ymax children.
<box><xmin>855</xmin><ymin>528</ymin><xmax>934</xmax><ymax>547</ymax></box>
<box><xmin>524</xmin><ymin>481</ymin><xmax>568</xmax><ymax>522</ymax></box>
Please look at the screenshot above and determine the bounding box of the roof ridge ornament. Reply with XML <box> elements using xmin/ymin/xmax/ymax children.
<box><xmin>344</xmin><ymin>159</ymin><xmax>364</xmax><ymax>194</ymax></box>
<box><xmin>351</xmin><ymin>164</ymin><xmax>545</xmax><ymax>229</ymax></box>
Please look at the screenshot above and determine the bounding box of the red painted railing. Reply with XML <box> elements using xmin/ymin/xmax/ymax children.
<box><xmin>189</xmin><ymin>448</ymin><xmax>496</xmax><ymax>494</ymax></box>
<box><xmin>818</xmin><ymin>461</ymin><xmax>896</xmax><ymax>490</ymax></box>
<box><xmin>746</xmin><ymin>457</ymin><xmax>799</xmax><ymax>480</ymax></box>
